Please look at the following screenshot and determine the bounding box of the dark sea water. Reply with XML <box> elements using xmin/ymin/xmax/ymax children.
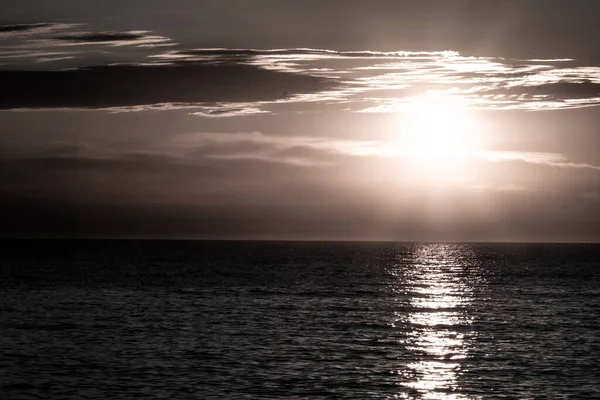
<box><xmin>1</xmin><ymin>241</ymin><xmax>599</xmax><ymax>399</ymax></box>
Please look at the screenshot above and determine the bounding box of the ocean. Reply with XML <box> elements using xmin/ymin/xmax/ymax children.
<box><xmin>1</xmin><ymin>240</ymin><xmax>599</xmax><ymax>399</ymax></box>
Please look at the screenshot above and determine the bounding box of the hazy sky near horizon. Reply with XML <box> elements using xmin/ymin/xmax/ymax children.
<box><xmin>1</xmin><ymin>0</ymin><xmax>600</xmax><ymax>241</ymax></box>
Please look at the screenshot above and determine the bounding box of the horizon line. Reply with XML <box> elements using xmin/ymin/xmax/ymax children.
<box><xmin>1</xmin><ymin>237</ymin><xmax>599</xmax><ymax>245</ymax></box>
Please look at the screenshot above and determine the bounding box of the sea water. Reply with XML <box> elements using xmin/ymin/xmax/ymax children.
<box><xmin>1</xmin><ymin>241</ymin><xmax>599</xmax><ymax>399</ymax></box>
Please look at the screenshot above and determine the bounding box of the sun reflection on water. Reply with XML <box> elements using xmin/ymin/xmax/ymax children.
<box><xmin>392</xmin><ymin>244</ymin><xmax>479</xmax><ymax>399</ymax></box>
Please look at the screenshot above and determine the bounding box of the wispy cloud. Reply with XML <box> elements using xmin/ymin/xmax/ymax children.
<box><xmin>190</xmin><ymin>103</ymin><xmax>272</xmax><ymax>118</ymax></box>
<box><xmin>153</xmin><ymin>47</ymin><xmax>600</xmax><ymax>112</ymax></box>
<box><xmin>164</xmin><ymin>131</ymin><xmax>377</xmax><ymax>165</ymax></box>
<box><xmin>481</xmin><ymin>151</ymin><xmax>600</xmax><ymax>171</ymax></box>
<box><xmin>0</xmin><ymin>23</ymin><xmax>173</xmax><ymax>68</ymax></box>
<box><xmin>2</xmin><ymin>22</ymin><xmax>600</xmax><ymax>113</ymax></box>
<box><xmin>159</xmin><ymin>131</ymin><xmax>600</xmax><ymax>172</ymax></box>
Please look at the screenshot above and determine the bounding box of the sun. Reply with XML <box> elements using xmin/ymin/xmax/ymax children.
<box><xmin>394</xmin><ymin>97</ymin><xmax>482</xmax><ymax>182</ymax></box>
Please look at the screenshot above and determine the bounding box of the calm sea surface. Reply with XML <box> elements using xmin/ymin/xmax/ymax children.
<box><xmin>1</xmin><ymin>241</ymin><xmax>599</xmax><ymax>399</ymax></box>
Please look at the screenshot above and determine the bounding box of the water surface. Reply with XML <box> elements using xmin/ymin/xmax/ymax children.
<box><xmin>1</xmin><ymin>241</ymin><xmax>599</xmax><ymax>398</ymax></box>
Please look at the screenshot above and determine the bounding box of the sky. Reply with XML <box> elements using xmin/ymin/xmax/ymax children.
<box><xmin>1</xmin><ymin>0</ymin><xmax>600</xmax><ymax>241</ymax></box>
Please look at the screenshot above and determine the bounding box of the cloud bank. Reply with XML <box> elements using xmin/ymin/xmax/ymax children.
<box><xmin>3</xmin><ymin>132</ymin><xmax>600</xmax><ymax>241</ymax></box>
<box><xmin>2</xmin><ymin>23</ymin><xmax>600</xmax><ymax>113</ymax></box>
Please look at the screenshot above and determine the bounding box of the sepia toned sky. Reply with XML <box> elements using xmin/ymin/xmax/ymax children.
<box><xmin>1</xmin><ymin>0</ymin><xmax>600</xmax><ymax>241</ymax></box>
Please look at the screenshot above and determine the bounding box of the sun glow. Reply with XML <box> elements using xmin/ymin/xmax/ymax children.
<box><xmin>394</xmin><ymin>97</ymin><xmax>482</xmax><ymax>182</ymax></box>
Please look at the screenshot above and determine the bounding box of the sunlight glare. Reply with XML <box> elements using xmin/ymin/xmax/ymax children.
<box><xmin>395</xmin><ymin>244</ymin><xmax>476</xmax><ymax>399</ymax></box>
<box><xmin>394</xmin><ymin>97</ymin><xmax>482</xmax><ymax>183</ymax></box>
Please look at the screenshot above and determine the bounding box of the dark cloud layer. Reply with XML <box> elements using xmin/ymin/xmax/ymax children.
<box><xmin>0</xmin><ymin>23</ymin><xmax>52</xmax><ymax>33</ymax></box>
<box><xmin>169</xmin><ymin>48</ymin><xmax>451</xmax><ymax>59</ymax></box>
<box><xmin>0</xmin><ymin>63</ymin><xmax>336</xmax><ymax>109</ymax></box>
<box><xmin>488</xmin><ymin>80</ymin><xmax>600</xmax><ymax>100</ymax></box>
<box><xmin>53</xmin><ymin>32</ymin><xmax>147</xmax><ymax>43</ymax></box>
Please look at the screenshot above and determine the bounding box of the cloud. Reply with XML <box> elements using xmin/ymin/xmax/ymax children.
<box><xmin>481</xmin><ymin>80</ymin><xmax>600</xmax><ymax>99</ymax></box>
<box><xmin>3</xmin><ymin>126</ymin><xmax>600</xmax><ymax>240</ymax></box>
<box><xmin>0</xmin><ymin>23</ymin><xmax>53</xmax><ymax>33</ymax></box>
<box><xmin>0</xmin><ymin>22</ymin><xmax>80</xmax><ymax>39</ymax></box>
<box><xmin>0</xmin><ymin>24</ymin><xmax>173</xmax><ymax>69</ymax></box>
<box><xmin>155</xmin><ymin>48</ymin><xmax>600</xmax><ymax>113</ymax></box>
<box><xmin>191</xmin><ymin>103</ymin><xmax>271</xmax><ymax>117</ymax></box>
<box><xmin>166</xmin><ymin>131</ymin><xmax>379</xmax><ymax>161</ymax></box>
<box><xmin>50</xmin><ymin>30</ymin><xmax>174</xmax><ymax>47</ymax></box>
<box><xmin>3</xmin><ymin>22</ymin><xmax>600</xmax><ymax>113</ymax></box>
<box><xmin>0</xmin><ymin>63</ymin><xmax>337</xmax><ymax>109</ymax></box>
<box><xmin>3</xmin><ymin>141</ymin><xmax>600</xmax><ymax>240</ymax></box>
<box><xmin>153</xmin><ymin>48</ymin><xmax>458</xmax><ymax>64</ymax></box>
<box><xmin>481</xmin><ymin>151</ymin><xmax>600</xmax><ymax>171</ymax></box>
<box><xmin>54</xmin><ymin>32</ymin><xmax>147</xmax><ymax>43</ymax></box>
<box><xmin>481</xmin><ymin>151</ymin><xmax>565</xmax><ymax>164</ymax></box>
